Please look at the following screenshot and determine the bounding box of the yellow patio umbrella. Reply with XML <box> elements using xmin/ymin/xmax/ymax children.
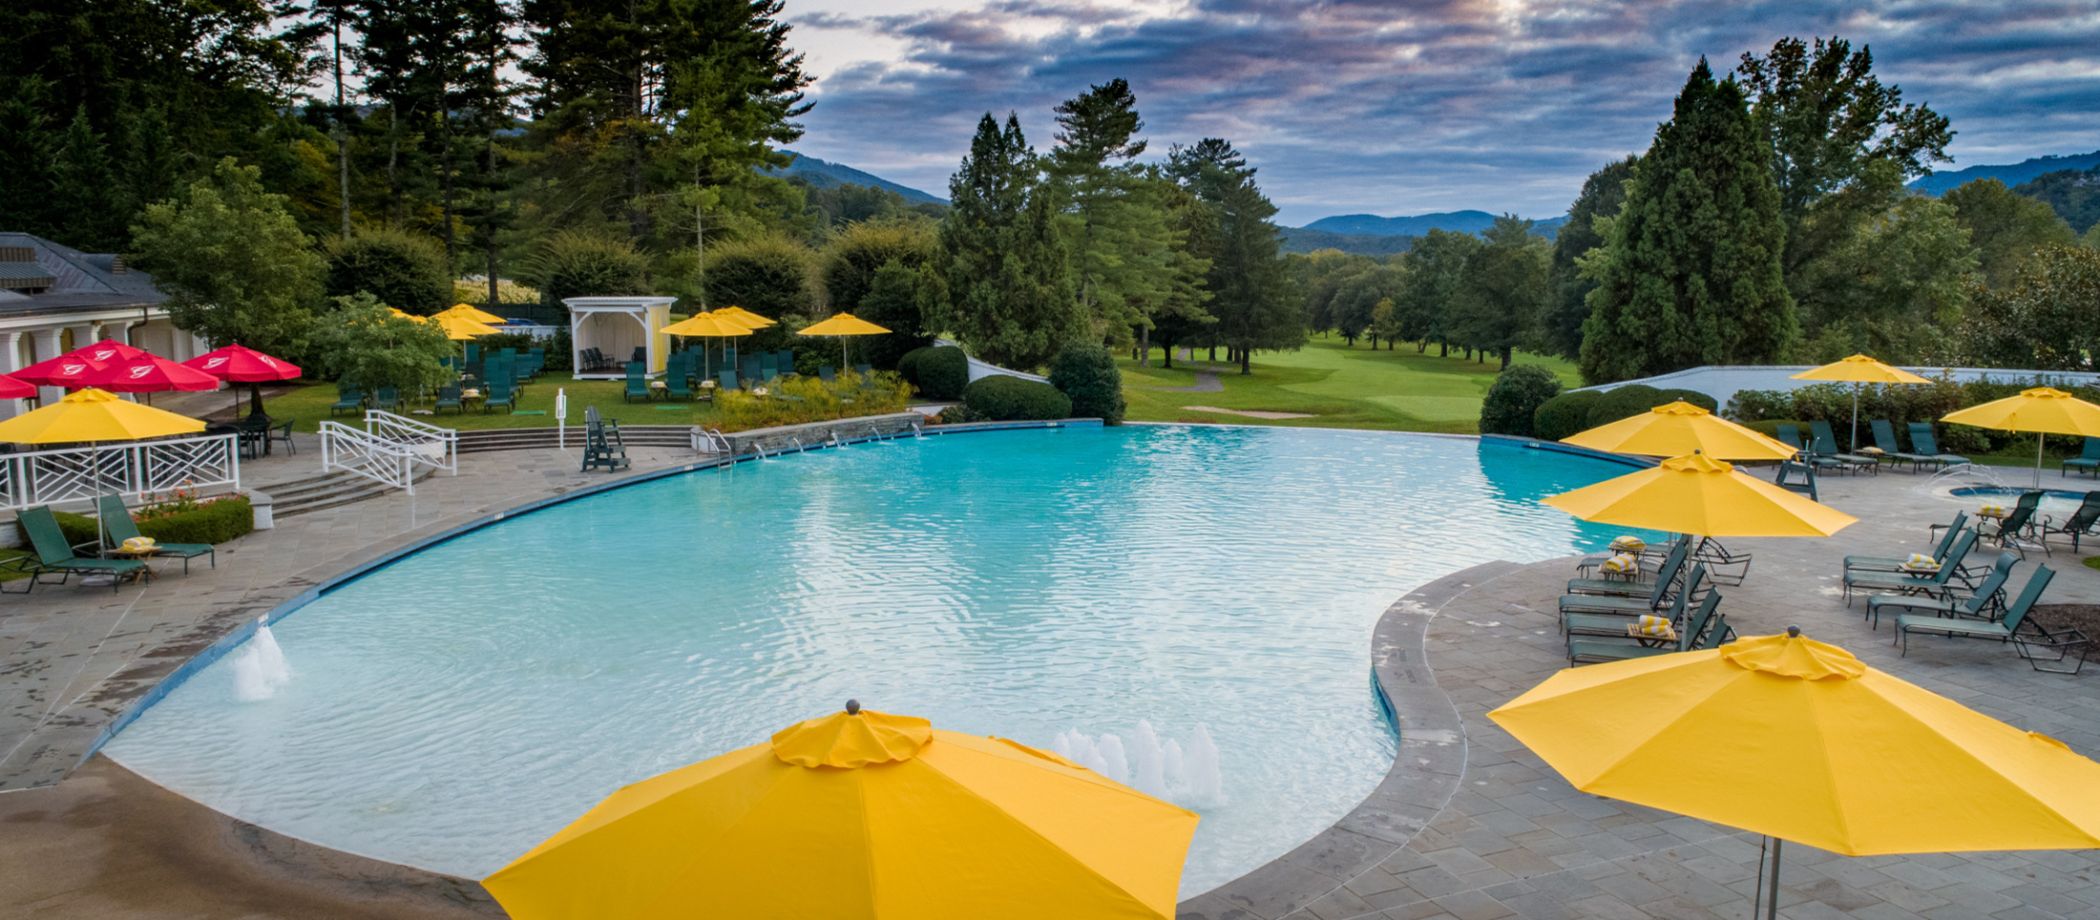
<box><xmin>1490</xmin><ymin>628</ymin><xmax>2100</xmax><ymax>919</ymax></box>
<box><xmin>387</xmin><ymin>306</ymin><xmax>418</xmax><ymax>320</ymax></box>
<box><xmin>1792</xmin><ymin>354</ymin><xmax>1933</xmax><ymax>451</ymax></box>
<box><xmin>483</xmin><ymin>703</ymin><xmax>1198</xmax><ymax>920</ymax></box>
<box><xmin>798</xmin><ymin>311</ymin><xmax>890</xmax><ymax>370</ymax></box>
<box><xmin>430</xmin><ymin>312</ymin><xmax>500</xmax><ymax>341</ymax></box>
<box><xmin>1563</xmin><ymin>401</ymin><xmax>1798</xmax><ymax>461</ymax></box>
<box><xmin>0</xmin><ymin>388</ymin><xmax>205</xmax><ymax>549</ymax></box>
<box><xmin>1544</xmin><ymin>452</ymin><xmax>1857</xmax><ymax>538</ymax></box>
<box><xmin>713</xmin><ymin>304</ymin><xmax>777</xmax><ymax>328</ymax></box>
<box><xmin>439</xmin><ymin>302</ymin><xmax>507</xmax><ymax>325</ymax></box>
<box><xmin>1943</xmin><ymin>386</ymin><xmax>2100</xmax><ymax>487</ymax></box>
<box><xmin>660</xmin><ymin>311</ymin><xmax>755</xmax><ymax>380</ymax></box>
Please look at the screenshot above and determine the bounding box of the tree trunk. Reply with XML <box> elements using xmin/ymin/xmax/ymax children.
<box><xmin>1499</xmin><ymin>346</ymin><xmax>1512</xmax><ymax>370</ymax></box>
<box><xmin>1239</xmin><ymin>348</ymin><xmax>1251</xmax><ymax>375</ymax></box>
<box><xmin>1138</xmin><ymin>326</ymin><xmax>1150</xmax><ymax>367</ymax></box>
<box><xmin>1438</xmin><ymin>338</ymin><xmax>1448</xmax><ymax>357</ymax></box>
<box><xmin>332</xmin><ymin>12</ymin><xmax>351</xmax><ymax>239</ymax></box>
<box><xmin>439</xmin><ymin>106</ymin><xmax>456</xmax><ymax>266</ymax></box>
<box><xmin>1208</xmin><ymin>344</ymin><xmax>1216</xmax><ymax>362</ymax></box>
<box><xmin>1161</xmin><ymin>339</ymin><xmax>1174</xmax><ymax>369</ymax></box>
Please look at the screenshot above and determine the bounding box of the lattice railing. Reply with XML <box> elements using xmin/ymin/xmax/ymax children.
<box><xmin>363</xmin><ymin>409</ymin><xmax>458</xmax><ymax>476</ymax></box>
<box><xmin>0</xmin><ymin>434</ymin><xmax>240</xmax><ymax>511</ymax></box>
<box><xmin>319</xmin><ymin>421</ymin><xmax>418</xmax><ymax>494</ymax></box>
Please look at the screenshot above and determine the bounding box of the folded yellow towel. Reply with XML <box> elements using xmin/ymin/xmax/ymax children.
<box><xmin>120</xmin><ymin>536</ymin><xmax>157</xmax><ymax>553</ymax></box>
<box><xmin>1903</xmin><ymin>553</ymin><xmax>1940</xmax><ymax>572</ymax></box>
<box><xmin>1600</xmin><ymin>553</ymin><xmax>1639</xmax><ymax>574</ymax></box>
<box><xmin>1980</xmin><ymin>504</ymin><xmax>2005</xmax><ymax>516</ymax></box>
<box><xmin>1609</xmin><ymin>536</ymin><xmax>1646</xmax><ymax>554</ymax></box>
<box><xmin>1857</xmin><ymin>446</ymin><xmax>1884</xmax><ymax>455</ymax></box>
<box><xmin>1631</xmin><ymin>614</ymin><xmax>1676</xmax><ymax>638</ymax></box>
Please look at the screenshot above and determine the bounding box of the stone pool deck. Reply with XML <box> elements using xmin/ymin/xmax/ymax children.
<box><xmin>6</xmin><ymin>449</ymin><xmax>2100</xmax><ymax>918</ymax></box>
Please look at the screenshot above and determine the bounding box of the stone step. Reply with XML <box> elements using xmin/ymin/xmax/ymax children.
<box><xmin>271</xmin><ymin>468</ymin><xmax>437</xmax><ymax>518</ymax></box>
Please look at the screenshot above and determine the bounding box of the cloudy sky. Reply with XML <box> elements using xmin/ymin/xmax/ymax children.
<box><xmin>776</xmin><ymin>0</ymin><xmax>2100</xmax><ymax>226</ymax></box>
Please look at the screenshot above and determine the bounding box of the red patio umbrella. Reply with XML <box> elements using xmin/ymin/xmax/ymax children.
<box><xmin>69</xmin><ymin>340</ymin><xmax>146</xmax><ymax>365</ymax></box>
<box><xmin>11</xmin><ymin>340</ymin><xmax>149</xmax><ymax>388</ymax></box>
<box><xmin>0</xmin><ymin>374</ymin><xmax>35</xmax><ymax>400</ymax></box>
<box><xmin>80</xmin><ymin>352</ymin><xmax>220</xmax><ymax>404</ymax></box>
<box><xmin>183</xmin><ymin>344</ymin><xmax>303</xmax><ymax>419</ymax></box>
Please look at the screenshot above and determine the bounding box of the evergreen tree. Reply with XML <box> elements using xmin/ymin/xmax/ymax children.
<box><xmin>1544</xmin><ymin>156</ymin><xmax>1637</xmax><ymax>359</ymax></box>
<box><xmin>1579</xmin><ymin>61</ymin><xmax>1796</xmax><ymax>384</ymax></box>
<box><xmin>1942</xmin><ymin>179</ymin><xmax>2077</xmax><ymax>288</ymax></box>
<box><xmin>936</xmin><ymin>113</ymin><xmax>1084</xmax><ymax>369</ymax></box>
<box><xmin>1171</xmin><ymin>138</ymin><xmax>1300</xmax><ymax>374</ymax></box>
<box><xmin>1396</xmin><ymin>230</ymin><xmax>1481</xmax><ymax>354</ymax></box>
<box><xmin>131</xmin><ymin>159</ymin><xmax>325</xmax><ymax>358</ymax></box>
<box><xmin>52</xmin><ymin>107</ymin><xmax>125</xmax><ymax>251</ymax></box>
<box><xmin>1454</xmin><ymin>215</ymin><xmax>1552</xmax><ymax>369</ymax></box>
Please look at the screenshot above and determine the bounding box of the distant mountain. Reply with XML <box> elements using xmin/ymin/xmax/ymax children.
<box><xmin>2016</xmin><ymin>166</ymin><xmax>2100</xmax><ymax>234</ymax></box>
<box><xmin>1285</xmin><ymin>210</ymin><xmax>1566</xmax><ymax>255</ymax></box>
<box><xmin>1909</xmin><ymin>150</ymin><xmax>2100</xmax><ymax>196</ymax></box>
<box><xmin>767</xmin><ymin>150</ymin><xmax>946</xmax><ymax>205</ymax></box>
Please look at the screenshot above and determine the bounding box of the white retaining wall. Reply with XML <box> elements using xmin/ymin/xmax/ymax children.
<box><xmin>1575</xmin><ymin>365</ymin><xmax>2100</xmax><ymax>410</ymax></box>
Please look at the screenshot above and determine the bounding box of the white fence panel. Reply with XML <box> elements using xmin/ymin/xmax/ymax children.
<box><xmin>0</xmin><ymin>434</ymin><xmax>240</xmax><ymax>511</ymax></box>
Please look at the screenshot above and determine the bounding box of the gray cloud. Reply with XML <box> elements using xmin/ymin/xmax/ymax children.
<box><xmin>783</xmin><ymin>0</ymin><xmax>2100</xmax><ymax>224</ymax></box>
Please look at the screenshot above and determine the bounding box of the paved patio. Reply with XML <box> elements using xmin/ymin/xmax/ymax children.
<box><xmin>4</xmin><ymin>447</ymin><xmax>2100</xmax><ymax>918</ymax></box>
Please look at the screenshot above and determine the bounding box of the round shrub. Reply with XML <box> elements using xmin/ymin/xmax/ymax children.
<box><xmin>323</xmin><ymin>228</ymin><xmax>451</xmax><ymax>313</ymax></box>
<box><xmin>1585</xmin><ymin>384</ymin><xmax>1665</xmax><ymax>428</ymax></box>
<box><xmin>1479</xmin><ymin>365</ymin><xmax>1562</xmax><ymax>437</ymax></box>
<box><xmin>527</xmin><ymin>231</ymin><xmax>648</xmax><ymax>306</ymax></box>
<box><xmin>963</xmin><ymin>375</ymin><xmax>1072</xmax><ymax>421</ymax></box>
<box><xmin>897</xmin><ymin>345</ymin><xmax>933</xmax><ymax>387</ymax></box>
<box><xmin>1047</xmin><ymin>343</ymin><xmax>1125</xmax><ymax>425</ymax></box>
<box><xmin>1656</xmin><ymin>388</ymin><xmax>1718</xmax><ymax>412</ymax></box>
<box><xmin>1532</xmin><ymin>391</ymin><xmax>1601</xmax><ymax>442</ymax></box>
<box><xmin>915</xmin><ymin>346</ymin><xmax>969</xmax><ymax>401</ymax></box>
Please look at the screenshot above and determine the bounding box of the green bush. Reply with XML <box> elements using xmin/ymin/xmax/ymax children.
<box><xmin>136</xmin><ymin>496</ymin><xmax>255</xmax><ymax>544</ymax></box>
<box><xmin>1532</xmin><ymin>391</ymin><xmax>1602</xmax><ymax>442</ymax></box>
<box><xmin>323</xmin><ymin>228</ymin><xmax>451</xmax><ymax>314</ymax></box>
<box><xmin>1479</xmin><ymin>365</ymin><xmax>1562</xmax><ymax>437</ymax></box>
<box><xmin>963</xmin><ymin>375</ymin><xmax>1072</xmax><ymax>421</ymax></box>
<box><xmin>915</xmin><ymin>346</ymin><xmax>969</xmax><ymax>401</ymax></box>
<box><xmin>897</xmin><ymin>346</ymin><xmax>933</xmax><ymax>386</ymax></box>
<box><xmin>1047</xmin><ymin>343</ymin><xmax>1125</xmax><ymax>425</ymax></box>
<box><xmin>527</xmin><ymin>231</ymin><xmax>648</xmax><ymax>307</ymax></box>
<box><xmin>1585</xmin><ymin>384</ymin><xmax>1665</xmax><ymax>428</ymax></box>
<box><xmin>1656</xmin><ymin>388</ymin><xmax>1718</xmax><ymax>412</ymax></box>
<box><xmin>703</xmin><ymin>235</ymin><xmax>817</xmax><ymax>320</ymax></box>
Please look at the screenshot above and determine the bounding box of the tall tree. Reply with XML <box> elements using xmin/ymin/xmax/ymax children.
<box><xmin>130</xmin><ymin>158</ymin><xmax>325</xmax><ymax>358</ymax></box>
<box><xmin>1171</xmin><ymin>138</ymin><xmax>1300</xmax><ymax>374</ymax></box>
<box><xmin>1396</xmin><ymin>230</ymin><xmax>1481</xmax><ymax>355</ymax></box>
<box><xmin>1942</xmin><ymin>179</ymin><xmax>2078</xmax><ymax>288</ymax></box>
<box><xmin>1959</xmin><ymin>245</ymin><xmax>2100</xmax><ymax>371</ymax></box>
<box><xmin>1453</xmin><ymin>215</ymin><xmax>1551</xmax><ymax>369</ymax></box>
<box><xmin>935</xmin><ymin>113</ymin><xmax>1084</xmax><ymax>369</ymax></box>
<box><xmin>1543</xmin><ymin>156</ymin><xmax>1637</xmax><ymax>359</ymax></box>
<box><xmin>1580</xmin><ymin>60</ymin><xmax>1795</xmax><ymax>384</ymax></box>
<box><xmin>1793</xmin><ymin>195</ymin><xmax>1975</xmax><ymax>362</ymax></box>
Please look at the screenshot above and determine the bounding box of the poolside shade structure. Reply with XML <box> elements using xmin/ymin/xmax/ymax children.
<box><xmin>712</xmin><ymin>304</ymin><xmax>777</xmax><ymax>328</ymax></box>
<box><xmin>484</xmin><ymin>704</ymin><xmax>1199</xmax><ymax>920</ymax></box>
<box><xmin>1942</xmin><ymin>387</ymin><xmax>2100</xmax><ymax>487</ymax></box>
<box><xmin>440</xmin><ymin>302</ymin><xmax>507</xmax><ymax>325</ymax></box>
<box><xmin>1490</xmin><ymin>628</ymin><xmax>2100</xmax><ymax>920</ymax></box>
<box><xmin>1544</xmin><ymin>452</ymin><xmax>1856</xmax><ymax>538</ymax></box>
<box><xmin>388</xmin><ymin>306</ymin><xmax>418</xmax><ymax>320</ymax></box>
<box><xmin>431</xmin><ymin>312</ymin><xmax>501</xmax><ymax>341</ymax></box>
<box><xmin>1791</xmin><ymin>355</ymin><xmax>1933</xmax><ymax>451</ymax></box>
<box><xmin>79</xmin><ymin>352</ymin><xmax>220</xmax><ymax>406</ymax></box>
<box><xmin>183</xmin><ymin>344</ymin><xmax>303</xmax><ymax>419</ymax></box>
<box><xmin>797</xmin><ymin>312</ymin><xmax>889</xmax><ymax>369</ymax></box>
<box><xmin>660</xmin><ymin>311</ymin><xmax>756</xmax><ymax>380</ymax></box>
<box><xmin>0</xmin><ymin>387</ymin><xmax>206</xmax><ymax>548</ymax></box>
<box><xmin>1562</xmin><ymin>401</ymin><xmax>1798</xmax><ymax>461</ymax></box>
<box><xmin>0</xmin><ymin>373</ymin><xmax>37</xmax><ymax>400</ymax></box>
<box><xmin>11</xmin><ymin>339</ymin><xmax>147</xmax><ymax>389</ymax></box>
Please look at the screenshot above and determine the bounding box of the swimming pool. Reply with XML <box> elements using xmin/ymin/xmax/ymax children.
<box><xmin>1950</xmin><ymin>486</ymin><xmax>2099</xmax><ymax>516</ymax></box>
<box><xmin>105</xmin><ymin>425</ymin><xmax>1647</xmax><ymax>897</ymax></box>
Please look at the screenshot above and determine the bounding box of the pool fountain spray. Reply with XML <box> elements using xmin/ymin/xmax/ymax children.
<box><xmin>231</xmin><ymin>618</ymin><xmax>293</xmax><ymax>702</ymax></box>
<box><xmin>1052</xmin><ymin>721</ymin><xmax>1224</xmax><ymax>808</ymax></box>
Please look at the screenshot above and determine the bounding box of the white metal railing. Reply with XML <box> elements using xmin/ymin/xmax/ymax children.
<box><xmin>0</xmin><ymin>433</ymin><xmax>241</xmax><ymax>511</ymax></box>
<box><xmin>318</xmin><ymin>421</ymin><xmax>420</xmax><ymax>494</ymax></box>
<box><xmin>363</xmin><ymin>409</ymin><xmax>458</xmax><ymax>476</ymax></box>
<box><xmin>697</xmin><ymin>427</ymin><xmax>732</xmax><ymax>454</ymax></box>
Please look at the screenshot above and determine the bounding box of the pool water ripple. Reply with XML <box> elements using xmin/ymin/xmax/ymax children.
<box><xmin>106</xmin><ymin>426</ymin><xmax>1645</xmax><ymax>897</ymax></box>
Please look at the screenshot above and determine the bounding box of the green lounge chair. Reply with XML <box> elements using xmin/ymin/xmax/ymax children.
<box><xmin>1868</xmin><ymin>552</ymin><xmax>2015</xmax><ymax>629</ymax></box>
<box><xmin>373</xmin><ymin>386</ymin><xmax>400</xmax><ymax>412</ymax></box>
<box><xmin>1562</xmin><ymin>565</ymin><xmax>1706</xmax><ymax>635</ymax></box>
<box><xmin>1906</xmin><ymin>422</ymin><xmax>1968</xmax><ymax>468</ymax></box>
<box><xmin>483</xmin><ymin>379</ymin><xmax>514</xmax><ymax>413</ymax></box>
<box><xmin>96</xmin><ymin>495</ymin><xmax>213</xmax><ymax>575</ymax></box>
<box><xmin>434</xmin><ymin>385</ymin><xmax>463</xmax><ymax>414</ymax></box>
<box><xmin>1979</xmin><ymin>491</ymin><xmax>2044</xmax><ymax>558</ymax></box>
<box><xmin>2064</xmin><ymin>439</ymin><xmax>2100</xmax><ymax>478</ymax></box>
<box><xmin>2039</xmin><ymin>491</ymin><xmax>2100</xmax><ymax>554</ymax></box>
<box><xmin>1870</xmin><ymin>419</ymin><xmax>1937</xmax><ymax>472</ymax></box>
<box><xmin>1847</xmin><ymin>511</ymin><xmax>1968</xmax><ymax>574</ymax></box>
<box><xmin>717</xmin><ymin>369</ymin><xmax>739</xmax><ymax>391</ymax></box>
<box><xmin>623</xmin><ymin>363</ymin><xmax>648</xmax><ymax>403</ymax></box>
<box><xmin>1566</xmin><ymin>539</ymin><xmax>1689</xmax><ymax>597</ymax></box>
<box><xmin>1897</xmin><ymin>565</ymin><xmax>2083</xmax><ymax>672</ymax></box>
<box><xmin>1568</xmin><ymin>594</ymin><xmax>1726</xmax><ymax>666</ymax></box>
<box><xmin>1842</xmin><ymin>528</ymin><xmax>1977</xmax><ymax>605</ymax></box>
<box><xmin>818</xmin><ymin>365</ymin><xmax>836</xmax><ymax>383</ymax></box>
<box><xmin>665</xmin><ymin>371</ymin><xmax>692</xmax><ymax>401</ymax></box>
<box><xmin>5</xmin><ymin>505</ymin><xmax>146</xmax><ymax>592</ymax></box>
<box><xmin>329</xmin><ymin>386</ymin><xmax>364</xmax><ymax>416</ymax></box>
<box><xmin>855</xmin><ymin>363</ymin><xmax>872</xmax><ymax>376</ymax></box>
<box><xmin>1810</xmin><ymin>420</ymin><xmax>1879</xmax><ymax>474</ymax></box>
<box><xmin>1773</xmin><ymin>423</ymin><xmax>1806</xmax><ymax>454</ymax></box>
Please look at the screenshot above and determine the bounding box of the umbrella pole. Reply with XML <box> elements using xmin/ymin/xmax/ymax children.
<box><xmin>1850</xmin><ymin>384</ymin><xmax>1860</xmax><ymax>452</ymax></box>
<box><xmin>2037</xmin><ymin>434</ymin><xmax>2046</xmax><ymax>489</ymax></box>
<box><xmin>1752</xmin><ymin>835</ymin><xmax>1784</xmax><ymax>920</ymax></box>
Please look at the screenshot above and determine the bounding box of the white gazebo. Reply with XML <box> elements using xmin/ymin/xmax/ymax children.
<box><xmin>564</xmin><ymin>296</ymin><xmax>677</xmax><ymax>379</ymax></box>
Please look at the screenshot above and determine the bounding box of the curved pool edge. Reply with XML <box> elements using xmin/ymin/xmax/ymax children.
<box><xmin>83</xmin><ymin>419</ymin><xmax>1100</xmax><ymax>771</ymax></box>
<box><xmin>1177</xmin><ymin>560</ymin><xmax>1526</xmax><ymax>919</ymax></box>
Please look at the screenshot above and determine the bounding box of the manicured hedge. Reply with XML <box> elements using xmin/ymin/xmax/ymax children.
<box><xmin>915</xmin><ymin>346</ymin><xmax>969</xmax><ymax>401</ymax></box>
<box><xmin>1479</xmin><ymin>365</ymin><xmax>1562</xmax><ymax>437</ymax></box>
<box><xmin>1531</xmin><ymin>390</ymin><xmax>1601</xmax><ymax>442</ymax></box>
<box><xmin>962</xmin><ymin>375</ymin><xmax>1072</xmax><ymax>421</ymax></box>
<box><xmin>1585</xmin><ymin>384</ymin><xmax>1665</xmax><ymax>428</ymax></box>
<box><xmin>1656</xmin><ymin>388</ymin><xmax>1718</xmax><ymax>412</ymax></box>
<box><xmin>1047</xmin><ymin>343</ymin><xmax>1125</xmax><ymax>425</ymax></box>
<box><xmin>896</xmin><ymin>346</ymin><xmax>933</xmax><ymax>387</ymax></box>
<box><xmin>136</xmin><ymin>496</ymin><xmax>255</xmax><ymax>545</ymax></box>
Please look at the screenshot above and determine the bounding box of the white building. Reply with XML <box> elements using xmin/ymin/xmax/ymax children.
<box><xmin>0</xmin><ymin>233</ymin><xmax>207</xmax><ymax>415</ymax></box>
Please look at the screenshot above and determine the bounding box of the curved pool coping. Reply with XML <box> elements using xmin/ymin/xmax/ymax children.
<box><xmin>96</xmin><ymin>428</ymin><xmax>1646</xmax><ymax>917</ymax></box>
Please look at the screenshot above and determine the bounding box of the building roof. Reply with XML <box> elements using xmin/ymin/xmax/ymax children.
<box><xmin>0</xmin><ymin>232</ymin><xmax>167</xmax><ymax>319</ymax></box>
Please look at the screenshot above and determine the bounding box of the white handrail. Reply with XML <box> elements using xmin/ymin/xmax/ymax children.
<box><xmin>363</xmin><ymin>409</ymin><xmax>458</xmax><ymax>476</ymax></box>
<box><xmin>0</xmin><ymin>433</ymin><xmax>240</xmax><ymax>511</ymax></box>
<box><xmin>319</xmin><ymin>421</ymin><xmax>419</xmax><ymax>494</ymax></box>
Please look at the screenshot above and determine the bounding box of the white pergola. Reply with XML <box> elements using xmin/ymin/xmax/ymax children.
<box><xmin>564</xmin><ymin>296</ymin><xmax>677</xmax><ymax>379</ymax></box>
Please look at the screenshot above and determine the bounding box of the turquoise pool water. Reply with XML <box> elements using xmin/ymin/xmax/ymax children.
<box><xmin>105</xmin><ymin>425</ymin><xmax>1645</xmax><ymax>897</ymax></box>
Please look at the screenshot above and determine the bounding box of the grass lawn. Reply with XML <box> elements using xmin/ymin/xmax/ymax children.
<box><xmin>260</xmin><ymin>379</ymin><xmax>731</xmax><ymax>433</ymax></box>
<box><xmin>1120</xmin><ymin>336</ymin><xmax>1579</xmax><ymax>433</ymax></box>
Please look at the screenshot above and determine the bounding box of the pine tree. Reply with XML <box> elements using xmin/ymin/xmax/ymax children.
<box><xmin>1544</xmin><ymin>156</ymin><xmax>1636</xmax><ymax>359</ymax></box>
<box><xmin>1171</xmin><ymin>139</ymin><xmax>1299</xmax><ymax>374</ymax></box>
<box><xmin>1579</xmin><ymin>60</ymin><xmax>1796</xmax><ymax>384</ymax></box>
<box><xmin>53</xmin><ymin>106</ymin><xmax>124</xmax><ymax>250</ymax></box>
<box><xmin>936</xmin><ymin>113</ymin><xmax>1085</xmax><ymax>369</ymax></box>
<box><xmin>1453</xmin><ymin>216</ymin><xmax>1551</xmax><ymax>369</ymax></box>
